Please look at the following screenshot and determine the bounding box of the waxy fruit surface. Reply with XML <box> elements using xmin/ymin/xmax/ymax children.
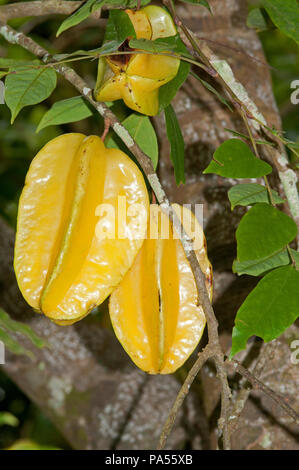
<box><xmin>109</xmin><ymin>204</ymin><xmax>213</xmax><ymax>374</ymax></box>
<box><xmin>14</xmin><ymin>133</ymin><xmax>149</xmax><ymax>324</ymax></box>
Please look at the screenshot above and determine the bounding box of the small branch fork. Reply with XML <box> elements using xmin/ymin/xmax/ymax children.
<box><xmin>0</xmin><ymin>2</ymin><xmax>298</xmax><ymax>450</ymax></box>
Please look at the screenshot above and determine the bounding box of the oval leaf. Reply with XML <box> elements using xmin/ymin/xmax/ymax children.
<box><xmin>236</xmin><ymin>203</ymin><xmax>298</xmax><ymax>262</ymax></box>
<box><xmin>56</xmin><ymin>0</ymin><xmax>102</xmax><ymax>37</ymax></box>
<box><xmin>203</xmin><ymin>139</ymin><xmax>272</xmax><ymax>178</ymax></box>
<box><xmin>104</xmin><ymin>8</ymin><xmax>136</xmax><ymax>44</ymax></box>
<box><xmin>37</xmin><ymin>96</ymin><xmax>93</xmax><ymax>132</ymax></box>
<box><xmin>228</xmin><ymin>183</ymin><xmax>284</xmax><ymax>210</ymax></box>
<box><xmin>233</xmin><ymin>248</ymin><xmax>290</xmax><ymax>276</ymax></box>
<box><xmin>264</xmin><ymin>0</ymin><xmax>299</xmax><ymax>44</ymax></box>
<box><xmin>107</xmin><ymin>113</ymin><xmax>158</xmax><ymax>169</ymax></box>
<box><xmin>231</xmin><ymin>266</ymin><xmax>299</xmax><ymax>357</ymax></box>
<box><xmin>5</xmin><ymin>67</ymin><xmax>57</xmax><ymax>123</ymax></box>
<box><xmin>164</xmin><ymin>104</ymin><xmax>185</xmax><ymax>185</ymax></box>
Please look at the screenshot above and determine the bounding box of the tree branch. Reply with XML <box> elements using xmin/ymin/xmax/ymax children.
<box><xmin>0</xmin><ymin>12</ymin><xmax>231</xmax><ymax>450</ymax></box>
<box><xmin>0</xmin><ymin>1</ymin><xmax>84</xmax><ymax>21</ymax></box>
<box><xmin>226</xmin><ymin>358</ymin><xmax>299</xmax><ymax>427</ymax></box>
<box><xmin>227</xmin><ymin>341</ymin><xmax>277</xmax><ymax>436</ymax></box>
<box><xmin>157</xmin><ymin>344</ymin><xmax>213</xmax><ymax>450</ymax></box>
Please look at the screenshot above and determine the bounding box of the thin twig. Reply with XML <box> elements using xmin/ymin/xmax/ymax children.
<box><xmin>226</xmin><ymin>358</ymin><xmax>299</xmax><ymax>426</ymax></box>
<box><xmin>157</xmin><ymin>345</ymin><xmax>213</xmax><ymax>450</ymax></box>
<box><xmin>241</xmin><ymin>108</ymin><xmax>275</xmax><ymax>206</ymax></box>
<box><xmin>0</xmin><ymin>10</ymin><xmax>231</xmax><ymax>450</ymax></box>
<box><xmin>227</xmin><ymin>341</ymin><xmax>277</xmax><ymax>436</ymax></box>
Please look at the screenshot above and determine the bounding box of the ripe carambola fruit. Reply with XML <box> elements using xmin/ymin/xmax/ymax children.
<box><xmin>94</xmin><ymin>5</ymin><xmax>180</xmax><ymax>116</ymax></box>
<box><xmin>109</xmin><ymin>204</ymin><xmax>213</xmax><ymax>374</ymax></box>
<box><xmin>14</xmin><ymin>134</ymin><xmax>149</xmax><ymax>325</ymax></box>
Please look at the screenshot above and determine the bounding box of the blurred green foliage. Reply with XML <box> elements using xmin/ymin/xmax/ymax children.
<box><xmin>0</xmin><ymin>0</ymin><xmax>298</xmax><ymax>450</ymax></box>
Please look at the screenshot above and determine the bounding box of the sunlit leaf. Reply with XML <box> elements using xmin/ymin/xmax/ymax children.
<box><xmin>37</xmin><ymin>97</ymin><xmax>93</xmax><ymax>132</ymax></box>
<box><xmin>107</xmin><ymin>113</ymin><xmax>158</xmax><ymax>168</ymax></box>
<box><xmin>5</xmin><ymin>67</ymin><xmax>57</xmax><ymax>123</ymax></box>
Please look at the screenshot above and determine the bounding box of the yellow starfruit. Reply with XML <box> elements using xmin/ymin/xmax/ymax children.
<box><xmin>109</xmin><ymin>204</ymin><xmax>213</xmax><ymax>374</ymax></box>
<box><xmin>14</xmin><ymin>134</ymin><xmax>149</xmax><ymax>325</ymax></box>
<box><xmin>94</xmin><ymin>6</ymin><xmax>180</xmax><ymax>116</ymax></box>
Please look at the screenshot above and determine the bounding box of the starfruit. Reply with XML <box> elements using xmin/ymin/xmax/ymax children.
<box><xmin>94</xmin><ymin>6</ymin><xmax>180</xmax><ymax>116</ymax></box>
<box><xmin>14</xmin><ymin>134</ymin><xmax>149</xmax><ymax>325</ymax></box>
<box><xmin>109</xmin><ymin>204</ymin><xmax>213</xmax><ymax>374</ymax></box>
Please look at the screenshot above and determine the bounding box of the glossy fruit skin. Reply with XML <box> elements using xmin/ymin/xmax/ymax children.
<box><xmin>109</xmin><ymin>204</ymin><xmax>213</xmax><ymax>374</ymax></box>
<box><xmin>94</xmin><ymin>6</ymin><xmax>180</xmax><ymax>116</ymax></box>
<box><xmin>14</xmin><ymin>134</ymin><xmax>149</xmax><ymax>325</ymax></box>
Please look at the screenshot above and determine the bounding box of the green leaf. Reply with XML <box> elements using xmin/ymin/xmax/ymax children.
<box><xmin>264</xmin><ymin>0</ymin><xmax>299</xmax><ymax>44</ymax></box>
<box><xmin>191</xmin><ymin>72</ymin><xmax>232</xmax><ymax>110</ymax></box>
<box><xmin>5</xmin><ymin>67</ymin><xmax>57</xmax><ymax>123</ymax></box>
<box><xmin>37</xmin><ymin>96</ymin><xmax>93</xmax><ymax>132</ymax></box>
<box><xmin>0</xmin><ymin>71</ymin><xmax>7</xmax><ymax>79</ymax></box>
<box><xmin>104</xmin><ymin>9</ymin><xmax>136</xmax><ymax>44</ymax></box>
<box><xmin>8</xmin><ymin>439</ymin><xmax>61</xmax><ymax>450</ymax></box>
<box><xmin>164</xmin><ymin>104</ymin><xmax>185</xmax><ymax>185</ymax></box>
<box><xmin>180</xmin><ymin>0</ymin><xmax>212</xmax><ymax>12</ymax></box>
<box><xmin>0</xmin><ymin>412</ymin><xmax>19</xmax><ymax>427</ymax></box>
<box><xmin>0</xmin><ymin>327</ymin><xmax>33</xmax><ymax>359</ymax></box>
<box><xmin>0</xmin><ymin>308</ymin><xmax>47</xmax><ymax>349</ymax></box>
<box><xmin>0</xmin><ymin>58</ymin><xmax>40</xmax><ymax>69</ymax></box>
<box><xmin>159</xmin><ymin>60</ymin><xmax>190</xmax><ymax>111</ymax></box>
<box><xmin>94</xmin><ymin>40</ymin><xmax>122</xmax><ymax>56</ymax></box>
<box><xmin>107</xmin><ymin>113</ymin><xmax>158</xmax><ymax>169</ymax></box>
<box><xmin>236</xmin><ymin>203</ymin><xmax>298</xmax><ymax>262</ymax></box>
<box><xmin>233</xmin><ymin>248</ymin><xmax>290</xmax><ymax>276</ymax></box>
<box><xmin>203</xmin><ymin>139</ymin><xmax>272</xmax><ymax>178</ymax></box>
<box><xmin>53</xmin><ymin>40</ymin><xmax>123</xmax><ymax>62</ymax></box>
<box><xmin>228</xmin><ymin>183</ymin><xmax>284</xmax><ymax>210</ymax></box>
<box><xmin>231</xmin><ymin>266</ymin><xmax>299</xmax><ymax>357</ymax></box>
<box><xmin>56</xmin><ymin>0</ymin><xmax>103</xmax><ymax>37</ymax></box>
<box><xmin>247</xmin><ymin>8</ymin><xmax>268</xmax><ymax>31</ymax></box>
<box><xmin>158</xmin><ymin>36</ymin><xmax>191</xmax><ymax>111</ymax></box>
